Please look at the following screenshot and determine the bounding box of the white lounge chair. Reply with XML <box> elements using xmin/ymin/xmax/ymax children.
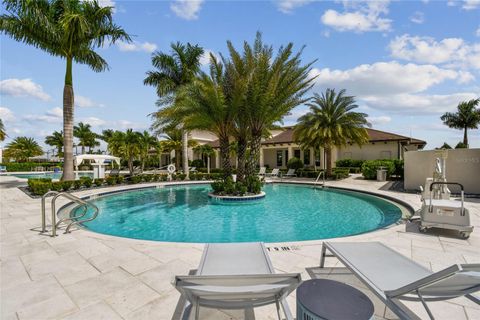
<box><xmin>174</xmin><ymin>242</ymin><xmax>301</xmax><ymax>320</ymax></box>
<box><xmin>282</xmin><ymin>169</ymin><xmax>296</xmax><ymax>178</ymax></box>
<box><xmin>258</xmin><ymin>166</ymin><xmax>266</xmax><ymax>177</ymax></box>
<box><xmin>266</xmin><ymin>168</ymin><xmax>280</xmax><ymax>178</ymax></box>
<box><xmin>320</xmin><ymin>241</ymin><xmax>480</xmax><ymax>320</ymax></box>
<box><xmin>189</xmin><ymin>167</ymin><xmax>197</xmax><ymax>173</ymax></box>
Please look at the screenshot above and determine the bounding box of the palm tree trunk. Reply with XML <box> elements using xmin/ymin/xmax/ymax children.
<box><xmin>325</xmin><ymin>146</ymin><xmax>332</xmax><ymax>177</ymax></box>
<box><xmin>246</xmin><ymin>133</ymin><xmax>262</xmax><ymax>178</ymax></box>
<box><xmin>128</xmin><ymin>156</ymin><xmax>134</xmax><ymax>175</ymax></box>
<box><xmin>463</xmin><ymin>127</ymin><xmax>468</xmax><ymax>147</ymax></box>
<box><xmin>236</xmin><ymin>137</ymin><xmax>247</xmax><ymax>182</ymax></box>
<box><xmin>207</xmin><ymin>156</ymin><xmax>210</xmax><ymax>174</ymax></box>
<box><xmin>219</xmin><ymin>138</ymin><xmax>231</xmax><ymax>179</ymax></box>
<box><xmin>62</xmin><ymin>57</ymin><xmax>75</xmax><ymax>181</ymax></box>
<box><xmin>182</xmin><ymin>130</ymin><xmax>189</xmax><ymax>179</ymax></box>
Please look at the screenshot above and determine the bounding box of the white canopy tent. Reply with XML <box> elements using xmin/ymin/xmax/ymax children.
<box><xmin>74</xmin><ymin>154</ymin><xmax>121</xmax><ymax>179</ymax></box>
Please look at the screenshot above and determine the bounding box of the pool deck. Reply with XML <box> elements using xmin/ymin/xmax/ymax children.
<box><xmin>1</xmin><ymin>174</ymin><xmax>479</xmax><ymax>320</ymax></box>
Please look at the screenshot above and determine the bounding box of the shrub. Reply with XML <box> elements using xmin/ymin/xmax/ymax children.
<box><xmin>190</xmin><ymin>159</ymin><xmax>205</xmax><ymax>168</ymax></box>
<box><xmin>190</xmin><ymin>173</ymin><xmax>198</xmax><ymax>181</ymax></box>
<box><xmin>116</xmin><ymin>175</ymin><xmax>124</xmax><ymax>184</ymax></box>
<box><xmin>29</xmin><ymin>180</ymin><xmax>52</xmax><ymax>195</ymax></box>
<box><xmin>62</xmin><ymin>181</ymin><xmax>73</xmax><ymax>191</ymax></box>
<box><xmin>150</xmin><ymin>174</ymin><xmax>159</xmax><ymax>182</ymax></box>
<box><xmin>106</xmin><ymin>176</ymin><xmax>117</xmax><ymax>186</ymax></box>
<box><xmin>332</xmin><ymin>168</ymin><xmax>350</xmax><ymax>180</ymax></box>
<box><xmin>287</xmin><ymin>157</ymin><xmax>304</xmax><ymax>170</ymax></box>
<box><xmin>177</xmin><ymin>173</ymin><xmax>187</xmax><ymax>181</ymax></box>
<box><xmin>245</xmin><ymin>175</ymin><xmax>263</xmax><ymax>194</ymax></box>
<box><xmin>94</xmin><ymin>178</ymin><xmax>104</xmax><ymax>187</ymax></box>
<box><xmin>130</xmin><ymin>175</ymin><xmax>142</xmax><ymax>184</ymax></box>
<box><xmin>235</xmin><ymin>181</ymin><xmax>248</xmax><ymax>195</ymax></box>
<box><xmin>51</xmin><ymin>181</ymin><xmax>63</xmax><ymax>191</ymax></box>
<box><xmin>361</xmin><ymin>160</ymin><xmax>395</xmax><ymax>180</ymax></box>
<box><xmin>142</xmin><ymin>174</ymin><xmax>153</xmax><ymax>182</ymax></box>
<box><xmin>335</xmin><ymin>159</ymin><xmax>365</xmax><ymax>168</ymax></box>
<box><xmin>160</xmin><ymin>174</ymin><xmax>168</xmax><ymax>181</ymax></box>
<box><xmin>211</xmin><ymin>180</ymin><xmax>225</xmax><ymax>193</ymax></box>
<box><xmin>73</xmin><ymin>180</ymin><xmax>83</xmax><ymax>190</ymax></box>
<box><xmin>223</xmin><ymin>177</ymin><xmax>235</xmax><ymax>194</ymax></box>
<box><xmin>455</xmin><ymin>142</ymin><xmax>467</xmax><ymax>149</ymax></box>
<box><xmin>210</xmin><ymin>173</ymin><xmax>223</xmax><ymax>180</ymax></box>
<box><xmin>80</xmin><ymin>176</ymin><xmax>92</xmax><ymax>188</ymax></box>
<box><xmin>392</xmin><ymin>159</ymin><xmax>404</xmax><ymax>178</ymax></box>
<box><xmin>28</xmin><ymin>177</ymin><xmax>51</xmax><ymax>189</ymax></box>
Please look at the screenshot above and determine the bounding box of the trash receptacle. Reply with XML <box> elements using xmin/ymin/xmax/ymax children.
<box><xmin>376</xmin><ymin>167</ymin><xmax>387</xmax><ymax>181</ymax></box>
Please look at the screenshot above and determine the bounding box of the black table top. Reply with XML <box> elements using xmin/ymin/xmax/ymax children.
<box><xmin>297</xmin><ymin>279</ymin><xmax>374</xmax><ymax>320</ymax></box>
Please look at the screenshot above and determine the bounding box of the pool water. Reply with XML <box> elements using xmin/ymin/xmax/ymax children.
<box><xmin>9</xmin><ymin>172</ymin><xmax>93</xmax><ymax>180</ymax></box>
<box><xmin>73</xmin><ymin>184</ymin><xmax>403</xmax><ymax>243</ymax></box>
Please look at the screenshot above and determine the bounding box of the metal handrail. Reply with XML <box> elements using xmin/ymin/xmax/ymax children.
<box><xmin>41</xmin><ymin>191</ymin><xmax>99</xmax><ymax>237</ymax></box>
<box><xmin>314</xmin><ymin>171</ymin><xmax>326</xmax><ymax>188</ymax></box>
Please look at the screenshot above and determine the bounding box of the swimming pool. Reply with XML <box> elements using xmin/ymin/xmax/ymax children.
<box><xmin>7</xmin><ymin>172</ymin><xmax>93</xmax><ymax>180</ymax></box>
<box><xmin>72</xmin><ymin>184</ymin><xmax>404</xmax><ymax>243</ymax></box>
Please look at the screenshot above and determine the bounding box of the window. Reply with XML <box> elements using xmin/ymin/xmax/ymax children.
<box><xmin>294</xmin><ymin>149</ymin><xmax>301</xmax><ymax>159</ymax></box>
<box><xmin>303</xmin><ymin>149</ymin><xmax>310</xmax><ymax>165</ymax></box>
<box><xmin>380</xmin><ymin>151</ymin><xmax>392</xmax><ymax>159</ymax></box>
<box><xmin>276</xmin><ymin>150</ymin><xmax>283</xmax><ymax>167</ymax></box>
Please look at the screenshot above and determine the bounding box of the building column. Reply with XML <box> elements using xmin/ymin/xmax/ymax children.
<box><xmin>287</xmin><ymin>145</ymin><xmax>293</xmax><ymax>160</ymax></box>
<box><xmin>310</xmin><ymin>147</ymin><xmax>315</xmax><ymax>166</ymax></box>
<box><xmin>215</xmin><ymin>150</ymin><xmax>220</xmax><ymax>169</ymax></box>
<box><xmin>259</xmin><ymin>148</ymin><xmax>265</xmax><ymax>167</ymax></box>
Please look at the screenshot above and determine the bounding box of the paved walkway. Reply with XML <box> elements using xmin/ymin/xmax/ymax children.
<box><xmin>1</xmin><ymin>175</ymin><xmax>479</xmax><ymax>320</ymax></box>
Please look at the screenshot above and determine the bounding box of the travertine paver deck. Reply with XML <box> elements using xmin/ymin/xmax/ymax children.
<box><xmin>1</xmin><ymin>174</ymin><xmax>479</xmax><ymax>320</ymax></box>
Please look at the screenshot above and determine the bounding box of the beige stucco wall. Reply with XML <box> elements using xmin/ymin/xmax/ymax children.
<box><xmin>336</xmin><ymin>142</ymin><xmax>400</xmax><ymax>160</ymax></box>
<box><xmin>404</xmin><ymin>148</ymin><xmax>480</xmax><ymax>194</ymax></box>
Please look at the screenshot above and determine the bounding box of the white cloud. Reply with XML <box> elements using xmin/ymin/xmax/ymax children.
<box><xmin>368</xmin><ymin>116</ymin><xmax>391</xmax><ymax>125</ymax></box>
<box><xmin>476</xmin><ymin>26</ymin><xmax>480</xmax><ymax>37</ymax></box>
<box><xmin>276</xmin><ymin>0</ymin><xmax>312</xmax><ymax>13</ymax></box>
<box><xmin>0</xmin><ymin>78</ymin><xmax>51</xmax><ymax>101</ymax></box>
<box><xmin>200</xmin><ymin>49</ymin><xmax>220</xmax><ymax>66</ymax></box>
<box><xmin>389</xmin><ymin>34</ymin><xmax>480</xmax><ymax>70</ymax></box>
<box><xmin>309</xmin><ymin>61</ymin><xmax>471</xmax><ymax>96</ymax></box>
<box><xmin>410</xmin><ymin>11</ymin><xmax>425</xmax><ymax>24</ymax></box>
<box><xmin>24</xmin><ymin>107</ymin><xmax>63</xmax><ymax>123</ymax></box>
<box><xmin>117</xmin><ymin>40</ymin><xmax>157</xmax><ymax>53</ymax></box>
<box><xmin>0</xmin><ymin>107</ymin><xmax>15</xmax><ymax>122</ymax></box>
<box><xmin>321</xmin><ymin>1</ymin><xmax>392</xmax><ymax>33</ymax></box>
<box><xmin>462</xmin><ymin>0</ymin><xmax>480</xmax><ymax>10</ymax></box>
<box><xmin>80</xmin><ymin>117</ymin><xmax>107</xmax><ymax>127</ymax></box>
<box><xmin>75</xmin><ymin>95</ymin><xmax>104</xmax><ymax>108</ymax></box>
<box><xmin>170</xmin><ymin>0</ymin><xmax>204</xmax><ymax>20</ymax></box>
<box><xmin>363</xmin><ymin>92</ymin><xmax>479</xmax><ymax>114</ymax></box>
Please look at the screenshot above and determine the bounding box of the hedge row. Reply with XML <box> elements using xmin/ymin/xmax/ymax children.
<box><xmin>1</xmin><ymin>162</ymin><xmax>62</xmax><ymax>172</ymax></box>
<box><xmin>361</xmin><ymin>159</ymin><xmax>405</xmax><ymax>180</ymax></box>
<box><xmin>335</xmin><ymin>159</ymin><xmax>365</xmax><ymax>168</ymax></box>
<box><xmin>28</xmin><ymin>172</ymin><xmax>223</xmax><ymax>196</ymax></box>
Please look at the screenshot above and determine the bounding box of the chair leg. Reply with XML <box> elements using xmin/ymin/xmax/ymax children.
<box><xmin>417</xmin><ymin>290</ymin><xmax>435</xmax><ymax>320</ymax></box>
<box><xmin>193</xmin><ymin>300</ymin><xmax>200</xmax><ymax>320</ymax></box>
<box><xmin>320</xmin><ymin>244</ymin><xmax>327</xmax><ymax>268</ymax></box>
<box><xmin>275</xmin><ymin>300</ymin><xmax>282</xmax><ymax>320</ymax></box>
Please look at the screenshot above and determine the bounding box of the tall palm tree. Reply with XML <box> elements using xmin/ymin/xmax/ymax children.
<box><xmin>123</xmin><ymin>129</ymin><xmax>140</xmax><ymax>174</ymax></box>
<box><xmin>0</xmin><ymin>119</ymin><xmax>6</xmax><ymax>141</ymax></box>
<box><xmin>155</xmin><ymin>56</ymin><xmax>235</xmax><ymax>178</ymax></box>
<box><xmin>1</xmin><ymin>0</ymin><xmax>130</xmax><ymax>180</ymax></box>
<box><xmin>294</xmin><ymin>89</ymin><xmax>370</xmax><ymax>176</ymax></box>
<box><xmin>225</xmin><ymin>33</ymin><xmax>316</xmax><ymax>177</ymax></box>
<box><xmin>194</xmin><ymin>144</ymin><xmax>214</xmax><ymax>174</ymax></box>
<box><xmin>144</xmin><ymin>42</ymin><xmax>204</xmax><ymax>179</ymax></box>
<box><xmin>441</xmin><ymin>98</ymin><xmax>480</xmax><ymax>147</ymax></box>
<box><xmin>45</xmin><ymin>130</ymin><xmax>64</xmax><ymax>157</ymax></box>
<box><xmin>4</xmin><ymin>137</ymin><xmax>43</xmax><ymax>162</ymax></box>
<box><xmin>73</xmin><ymin>122</ymin><xmax>98</xmax><ymax>154</ymax></box>
<box><xmin>138</xmin><ymin>130</ymin><xmax>157</xmax><ymax>171</ymax></box>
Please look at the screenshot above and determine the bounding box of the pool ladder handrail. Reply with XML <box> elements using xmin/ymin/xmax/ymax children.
<box><xmin>314</xmin><ymin>171</ymin><xmax>326</xmax><ymax>188</ymax></box>
<box><xmin>41</xmin><ymin>191</ymin><xmax>99</xmax><ymax>237</ymax></box>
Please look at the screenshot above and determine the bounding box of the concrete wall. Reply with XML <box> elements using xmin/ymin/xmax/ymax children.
<box><xmin>404</xmin><ymin>148</ymin><xmax>480</xmax><ymax>194</ymax></box>
<box><xmin>337</xmin><ymin>142</ymin><xmax>400</xmax><ymax>160</ymax></box>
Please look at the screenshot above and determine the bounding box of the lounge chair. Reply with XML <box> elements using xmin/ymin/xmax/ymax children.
<box><xmin>189</xmin><ymin>167</ymin><xmax>197</xmax><ymax>173</ymax></box>
<box><xmin>266</xmin><ymin>168</ymin><xmax>280</xmax><ymax>178</ymax></box>
<box><xmin>258</xmin><ymin>166</ymin><xmax>266</xmax><ymax>177</ymax></box>
<box><xmin>319</xmin><ymin>241</ymin><xmax>480</xmax><ymax>320</ymax></box>
<box><xmin>282</xmin><ymin>169</ymin><xmax>296</xmax><ymax>178</ymax></box>
<box><xmin>107</xmin><ymin>168</ymin><xmax>120</xmax><ymax>177</ymax></box>
<box><xmin>0</xmin><ymin>165</ymin><xmax>6</xmax><ymax>173</ymax></box>
<box><xmin>174</xmin><ymin>242</ymin><xmax>301</xmax><ymax>320</ymax></box>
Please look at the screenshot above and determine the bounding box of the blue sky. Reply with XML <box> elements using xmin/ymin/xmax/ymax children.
<box><xmin>1</xmin><ymin>0</ymin><xmax>479</xmax><ymax>152</ymax></box>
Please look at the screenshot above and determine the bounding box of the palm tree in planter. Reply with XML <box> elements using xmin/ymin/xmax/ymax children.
<box><xmin>45</xmin><ymin>130</ymin><xmax>64</xmax><ymax>157</ymax></box>
<box><xmin>144</xmin><ymin>42</ymin><xmax>204</xmax><ymax>179</ymax></box>
<box><xmin>138</xmin><ymin>130</ymin><xmax>157</xmax><ymax>171</ymax></box>
<box><xmin>4</xmin><ymin>137</ymin><xmax>43</xmax><ymax>162</ymax></box>
<box><xmin>294</xmin><ymin>89</ymin><xmax>370</xmax><ymax>177</ymax></box>
<box><xmin>441</xmin><ymin>98</ymin><xmax>480</xmax><ymax>148</ymax></box>
<box><xmin>0</xmin><ymin>119</ymin><xmax>6</xmax><ymax>141</ymax></box>
<box><xmin>74</xmin><ymin>122</ymin><xmax>98</xmax><ymax>154</ymax></box>
<box><xmin>0</xmin><ymin>0</ymin><xmax>131</xmax><ymax>180</ymax></box>
<box><xmin>194</xmin><ymin>144</ymin><xmax>215</xmax><ymax>174</ymax></box>
<box><xmin>123</xmin><ymin>129</ymin><xmax>141</xmax><ymax>174</ymax></box>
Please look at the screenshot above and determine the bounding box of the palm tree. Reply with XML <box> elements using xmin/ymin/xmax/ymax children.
<box><xmin>144</xmin><ymin>42</ymin><xmax>204</xmax><ymax>179</ymax></box>
<box><xmin>45</xmin><ymin>130</ymin><xmax>64</xmax><ymax>157</ymax></box>
<box><xmin>193</xmin><ymin>144</ymin><xmax>214</xmax><ymax>174</ymax></box>
<box><xmin>4</xmin><ymin>137</ymin><xmax>43</xmax><ymax>162</ymax></box>
<box><xmin>154</xmin><ymin>56</ymin><xmax>235</xmax><ymax>178</ymax></box>
<box><xmin>294</xmin><ymin>89</ymin><xmax>370</xmax><ymax>176</ymax></box>
<box><xmin>441</xmin><ymin>98</ymin><xmax>480</xmax><ymax>147</ymax></box>
<box><xmin>138</xmin><ymin>130</ymin><xmax>157</xmax><ymax>171</ymax></box>
<box><xmin>1</xmin><ymin>0</ymin><xmax>130</xmax><ymax>180</ymax></box>
<box><xmin>74</xmin><ymin>122</ymin><xmax>98</xmax><ymax>154</ymax></box>
<box><xmin>123</xmin><ymin>129</ymin><xmax>140</xmax><ymax>174</ymax></box>
<box><xmin>0</xmin><ymin>119</ymin><xmax>6</xmax><ymax>141</ymax></box>
<box><xmin>225</xmin><ymin>33</ymin><xmax>316</xmax><ymax>177</ymax></box>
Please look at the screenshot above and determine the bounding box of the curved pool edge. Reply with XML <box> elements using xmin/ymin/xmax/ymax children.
<box><xmin>57</xmin><ymin>180</ymin><xmax>414</xmax><ymax>245</ymax></box>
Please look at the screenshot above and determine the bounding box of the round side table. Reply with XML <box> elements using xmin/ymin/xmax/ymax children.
<box><xmin>297</xmin><ymin>279</ymin><xmax>374</xmax><ymax>320</ymax></box>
